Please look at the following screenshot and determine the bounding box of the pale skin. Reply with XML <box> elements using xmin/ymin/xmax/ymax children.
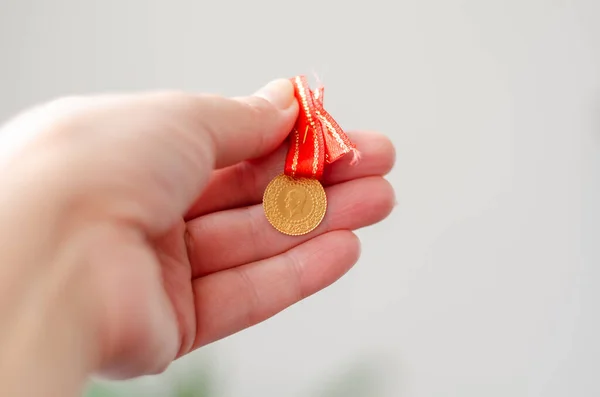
<box><xmin>0</xmin><ymin>79</ymin><xmax>395</xmax><ymax>396</ymax></box>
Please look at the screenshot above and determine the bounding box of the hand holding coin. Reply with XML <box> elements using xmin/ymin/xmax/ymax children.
<box><xmin>0</xmin><ymin>77</ymin><xmax>395</xmax><ymax>396</ymax></box>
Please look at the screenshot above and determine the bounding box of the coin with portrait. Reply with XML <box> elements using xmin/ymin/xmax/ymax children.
<box><xmin>262</xmin><ymin>174</ymin><xmax>327</xmax><ymax>236</ymax></box>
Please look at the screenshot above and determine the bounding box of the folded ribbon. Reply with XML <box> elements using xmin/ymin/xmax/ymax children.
<box><xmin>284</xmin><ymin>75</ymin><xmax>359</xmax><ymax>180</ymax></box>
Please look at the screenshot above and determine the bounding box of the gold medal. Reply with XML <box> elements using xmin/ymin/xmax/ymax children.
<box><xmin>263</xmin><ymin>174</ymin><xmax>327</xmax><ymax>236</ymax></box>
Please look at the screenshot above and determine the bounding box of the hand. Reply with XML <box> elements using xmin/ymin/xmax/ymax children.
<box><xmin>0</xmin><ymin>79</ymin><xmax>395</xmax><ymax>395</ymax></box>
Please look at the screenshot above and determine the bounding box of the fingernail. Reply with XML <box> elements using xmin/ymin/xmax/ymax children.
<box><xmin>254</xmin><ymin>78</ymin><xmax>295</xmax><ymax>110</ymax></box>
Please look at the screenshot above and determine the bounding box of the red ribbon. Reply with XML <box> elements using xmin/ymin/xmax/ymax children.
<box><xmin>284</xmin><ymin>75</ymin><xmax>358</xmax><ymax>180</ymax></box>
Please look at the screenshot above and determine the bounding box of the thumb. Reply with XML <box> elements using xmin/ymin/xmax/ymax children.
<box><xmin>183</xmin><ymin>78</ymin><xmax>299</xmax><ymax>170</ymax></box>
<box><xmin>120</xmin><ymin>78</ymin><xmax>299</xmax><ymax>224</ymax></box>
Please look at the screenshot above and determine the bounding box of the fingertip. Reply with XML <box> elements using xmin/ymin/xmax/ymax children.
<box><xmin>324</xmin><ymin>230</ymin><xmax>362</xmax><ymax>268</ymax></box>
<box><xmin>362</xmin><ymin>177</ymin><xmax>396</xmax><ymax>225</ymax></box>
<box><xmin>207</xmin><ymin>81</ymin><xmax>298</xmax><ymax>168</ymax></box>
<box><xmin>253</xmin><ymin>78</ymin><xmax>296</xmax><ymax>110</ymax></box>
<box><xmin>380</xmin><ymin>135</ymin><xmax>397</xmax><ymax>175</ymax></box>
<box><xmin>345</xmin><ymin>229</ymin><xmax>362</xmax><ymax>265</ymax></box>
<box><xmin>379</xmin><ymin>177</ymin><xmax>397</xmax><ymax>217</ymax></box>
<box><xmin>359</xmin><ymin>131</ymin><xmax>397</xmax><ymax>175</ymax></box>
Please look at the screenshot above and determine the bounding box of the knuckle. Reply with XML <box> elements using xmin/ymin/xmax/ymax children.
<box><xmin>241</xmin><ymin>95</ymin><xmax>276</xmax><ymax>118</ymax></box>
<box><xmin>236</xmin><ymin>96</ymin><xmax>278</xmax><ymax>151</ymax></box>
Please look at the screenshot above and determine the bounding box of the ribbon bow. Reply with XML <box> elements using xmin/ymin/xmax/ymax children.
<box><xmin>284</xmin><ymin>75</ymin><xmax>359</xmax><ymax>180</ymax></box>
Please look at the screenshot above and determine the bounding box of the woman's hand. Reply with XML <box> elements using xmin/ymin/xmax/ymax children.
<box><xmin>0</xmin><ymin>79</ymin><xmax>395</xmax><ymax>396</ymax></box>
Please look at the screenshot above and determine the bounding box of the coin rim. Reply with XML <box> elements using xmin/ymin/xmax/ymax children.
<box><xmin>262</xmin><ymin>174</ymin><xmax>327</xmax><ymax>236</ymax></box>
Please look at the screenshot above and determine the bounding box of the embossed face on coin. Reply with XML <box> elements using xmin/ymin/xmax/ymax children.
<box><xmin>283</xmin><ymin>187</ymin><xmax>308</xmax><ymax>218</ymax></box>
<box><xmin>263</xmin><ymin>174</ymin><xmax>327</xmax><ymax>236</ymax></box>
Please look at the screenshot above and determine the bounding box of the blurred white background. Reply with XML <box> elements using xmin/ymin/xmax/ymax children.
<box><xmin>1</xmin><ymin>1</ymin><xmax>599</xmax><ymax>396</ymax></box>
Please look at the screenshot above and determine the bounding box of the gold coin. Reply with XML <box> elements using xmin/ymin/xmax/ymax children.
<box><xmin>263</xmin><ymin>174</ymin><xmax>327</xmax><ymax>236</ymax></box>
